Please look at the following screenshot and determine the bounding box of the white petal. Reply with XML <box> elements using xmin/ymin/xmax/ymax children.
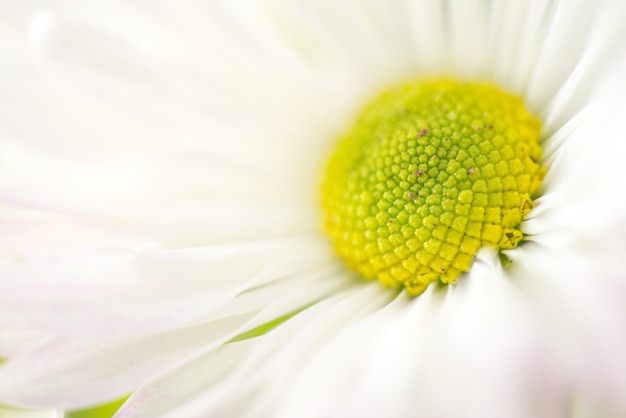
<box><xmin>511</xmin><ymin>246</ymin><xmax>626</xmax><ymax>415</ymax></box>
<box><xmin>0</xmin><ymin>314</ymin><xmax>256</xmax><ymax>409</ymax></box>
<box><xmin>524</xmin><ymin>92</ymin><xmax>626</xmax><ymax>248</ymax></box>
<box><xmin>540</xmin><ymin>1</ymin><xmax>626</xmax><ymax>133</ymax></box>
<box><xmin>0</xmin><ymin>328</ymin><xmax>49</xmax><ymax>360</ymax></box>
<box><xmin>0</xmin><ymin>406</ymin><xmax>62</xmax><ymax>418</ymax></box>
<box><xmin>114</xmin><ymin>339</ymin><xmax>256</xmax><ymax>418</ymax></box>
<box><xmin>0</xmin><ymin>250</ymin><xmax>148</xmax><ymax>336</ymax></box>
<box><xmin>0</xmin><ymin>237</ymin><xmax>336</xmax><ymax>337</ymax></box>
<box><xmin>117</xmin><ymin>283</ymin><xmax>395</xmax><ymax>417</ymax></box>
<box><xmin>271</xmin><ymin>255</ymin><xmax>567</xmax><ymax>418</ymax></box>
<box><xmin>524</xmin><ymin>0</ymin><xmax>625</xmax><ymax>121</ymax></box>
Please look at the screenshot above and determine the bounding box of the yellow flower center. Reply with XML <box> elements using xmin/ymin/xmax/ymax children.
<box><xmin>321</xmin><ymin>80</ymin><xmax>546</xmax><ymax>295</ymax></box>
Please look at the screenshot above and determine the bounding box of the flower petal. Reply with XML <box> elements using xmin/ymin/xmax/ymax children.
<box><xmin>0</xmin><ymin>314</ymin><xmax>255</xmax><ymax>409</ymax></box>
<box><xmin>272</xmin><ymin>254</ymin><xmax>568</xmax><ymax>418</ymax></box>
<box><xmin>114</xmin><ymin>283</ymin><xmax>395</xmax><ymax>417</ymax></box>
<box><xmin>0</xmin><ymin>237</ymin><xmax>337</xmax><ymax>338</ymax></box>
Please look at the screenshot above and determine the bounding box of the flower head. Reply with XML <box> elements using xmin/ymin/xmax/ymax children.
<box><xmin>1</xmin><ymin>1</ymin><xmax>626</xmax><ymax>417</ymax></box>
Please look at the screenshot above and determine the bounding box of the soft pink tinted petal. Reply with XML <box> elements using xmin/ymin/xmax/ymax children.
<box><xmin>0</xmin><ymin>313</ymin><xmax>255</xmax><ymax>409</ymax></box>
<box><xmin>511</xmin><ymin>245</ymin><xmax>626</xmax><ymax>417</ymax></box>
<box><xmin>0</xmin><ymin>237</ymin><xmax>335</xmax><ymax>338</ymax></box>
<box><xmin>115</xmin><ymin>283</ymin><xmax>394</xmax><ymax>418</ymax></box>
<box><xmin>0</xmin><ymin>328</ymin><xmax>50</xmax><ymax>360</ymax></box>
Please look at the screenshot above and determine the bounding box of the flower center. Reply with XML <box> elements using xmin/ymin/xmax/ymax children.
<box><xmin>321</xmin><ymin>80</ymin><xmax>545</xmax><ymax>295</ymax></box>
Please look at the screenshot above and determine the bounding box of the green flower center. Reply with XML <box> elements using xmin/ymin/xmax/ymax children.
<box><xmin>321</xmin><ymin>80</ymin><xmax>545</xmax><ymax>295</ymax></box>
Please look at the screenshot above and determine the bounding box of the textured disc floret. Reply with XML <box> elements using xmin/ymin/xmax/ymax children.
<box><xmin>322</xmin><ymin>80</ymin><xmax>545</xmax><ymax>295</ymax></box>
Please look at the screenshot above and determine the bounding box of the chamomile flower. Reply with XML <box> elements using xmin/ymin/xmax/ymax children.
<box><xmin>1</xmin><ymin>1</ymin><xmax>626</xmax><ymax>417</ymax></box>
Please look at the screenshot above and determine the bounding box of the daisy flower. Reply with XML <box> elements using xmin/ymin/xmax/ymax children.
<box><xmin>2</xmin><ymin>1</ymin><xmax>626</xmax><ymax>417</ymax></box>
